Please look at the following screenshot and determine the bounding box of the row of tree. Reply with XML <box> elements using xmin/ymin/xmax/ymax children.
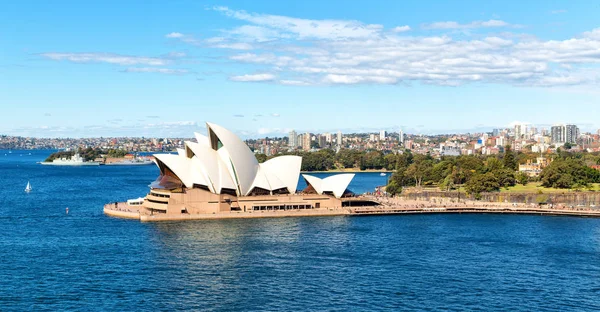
<box><xmin>386</xmin><ymin>147</ymin><xmax>600</xmax><ymax>196</ymax></box>
<box><xmin>386</xmin><ymin>146</ymin><xmax>524</xmax><ymax>196</ymax></box>
<box><xmin>256</xmin><ymin>149</ymin><xmax>398</xmax><ymax>172</ymax></box>
<box><xmin>540</xmin><ymin>157</ymin><xmax>600</xmax><ymax>190</ymax></box>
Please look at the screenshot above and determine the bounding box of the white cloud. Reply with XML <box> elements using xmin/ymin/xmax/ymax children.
<box><xmin>40</xmin><ymin>52</ymin><xmax>170</xmax><ymax>66</ymax></box>
<box><xmin>201</xmin><ymin>8</ymin><xmax>600</xmax><ymax>88</ymax></box>
<box><xmin>256</xmin><ymin>127</ymin><xmax>290</xmax><ymax>135</ymax></box>
<box><xmin>213</xmin><ymin>6</ymin><xmax>384</xmax><ymax>40</ymax></box>
<box><xmin>165</xmin><ymin>32</ymin><xmax>184</xmax><ymax>38</ymax></box>
<box><xmin>228</xmin><ymin>25</ymin><xmax>283</xmax><ymax>42</ymax></box>
<box><xmin>122</xmin><ymin>67</ymin><xmax>190</xmax><ymax>75</ymax></box>
<box><xmin>164</xmin><ymin>32</ymin><xmax>202</xmax><ymax>45</ymax></box>
<box><xmin>229</xmin><ymin>73</ymin><xmax>275</xmax><ymax>82</ymax></box>
<box><xmin>323</xmin><ymin>74</ymin><xmax>398</xmax><ymax>85</ymax></box>
<box><xmin>422</xmin><ymin>19</ymin><xmax>511</xmax><ymax>30</ymax></box>
<box><xmin>391</xmin><ymin>25</ymin><xmax>411</xmax><ymax>33</ymax></box>
<box><xmin>147</xmin><ymin>121</ymin><xmax>198</xmax><ymax>127</ymax></box>
<box><xmin>165</xmin><ymin>51</ymin><xmax>186</xmax><ymax>58</ymax></box>
<box><xmin>271</xmin><ymin>113</ymin><xmax>280</xmax><ymax>117</ymax></box>
<box><xmin>279</xmin><ymin>79</ymin><xmax>310</xmax><ymax>86</ymax></box>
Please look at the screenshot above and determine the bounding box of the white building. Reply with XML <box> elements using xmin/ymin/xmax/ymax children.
<box><xmin>288</xmin><ymin>130</ymin><xmax>297</xmax><ymax>149</ymax></box>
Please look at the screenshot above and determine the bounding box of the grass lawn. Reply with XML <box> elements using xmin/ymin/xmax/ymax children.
<box><xmin>449</xmin><ymin>183</ymin><xmax>599</xmax><ymax>194</ymax></box>
<box><xmin>503</xmin><ymin>182</ymin><xmax>600</xmax><ymax>193</ymax></box>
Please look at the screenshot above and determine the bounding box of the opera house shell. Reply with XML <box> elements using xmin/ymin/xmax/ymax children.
<box><xmin>142</xmin><ymin>122</ymin><xmax>356</xmax><ymax>216</ymax></box>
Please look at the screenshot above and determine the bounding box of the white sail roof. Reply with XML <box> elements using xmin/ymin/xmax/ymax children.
<box><xmin>185</xmin><ymin>141</ymin><xmax>236</xmax><ymax>194</ymax></box>
<box><xmin>261</xmin><ymin>156</ymin><xmax>302</xmax><ymax>194</ymax></box>
<box><xmin>153</xmin><ymin>154</ymin><xmax>194</xmax><ymax>188</ymax></box>
<box><xmin>151</xmin><ymin>122</ymin><xmax>304</xmax><ymax>196</ymax></box>
<box><xmin>207</xmin><ymin>122</ymin><xmax>259</xmax><ymax>196</ymax></box>
<box><xmin>194</xmin><ymin>132</ymin><xmax>210</xmax><ymax>147</ymax></box>
<box><xmin>302</xmin><ymin>173</ymin><xmax>355</xmax><ymax>198</ymax></box>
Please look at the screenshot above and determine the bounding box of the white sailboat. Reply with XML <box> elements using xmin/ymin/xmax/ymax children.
<box><xmin>25</xmin><ymin>181</ymin><xmax>32</xmax><ymax>193</ymax></box>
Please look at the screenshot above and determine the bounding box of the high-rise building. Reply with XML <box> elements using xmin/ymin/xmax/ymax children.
<box><xmin>379</xmin><ymin>130</ymin><xmax>386</xmax><ymax>141</ymax></box>
<box><xmin>369</xmin><ymin>134</ymin><xmax>377</xmax><ymax>142</ymax></box>
<box><xmin>565</xmin><ymin>124</ymin><xmax>580</xmax><ymax>144</ymax></box>
<box><xmin>302</xmin><ymin>132</ymin><xmax>311</xmax><ymax>151</ymax></box>
<box><xmin>337</xmin><ymin>131</ymin><xmax>342</xmax><ymax>147</ymax></box>
<box><xmin>551</xmin><ymin>125</ymin><xmax>565</xmax><ymax>144</ymax></box>
<box><xmin>552</xmin><ymin>124</ymin><xmax>579</xmax><ymax>144</ymax></box>
<box><xmin>288</xmin><ymin>130</ymin><xmax>297</xmax><ymax>149</ymax></box>
<box><xmin>399</xmin><ymin>130</ymin><xmax>404</xmax><ymax>144</ymax></box>
<box><xmin>495</xmin><ymin>136</ymin><xmax>505</xmax><ymax>147</ymax></box>
<box><xmin>324</xmin><ymin>132</ymin><xmax>332</xmax><ymax>143</ymax></box>
<box><xmin>514</xmin><ymin>124</ymin><xmax>526</xmax><ymax>139</ymax></box>
<box><xmin>318</xmin><ymin>135</ymin><xmax>327</xmax><ymax>148</ymax></box>
<box><xmin>492</xmin><ymin>129</ymin><xmax>501</xmax><ymax>137</ymax></box>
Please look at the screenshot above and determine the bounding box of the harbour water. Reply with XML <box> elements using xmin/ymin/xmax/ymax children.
<box><xmin>2</xmin><ymin>150</ymin><xmax>600</xmax><ymax>311</ymax></box>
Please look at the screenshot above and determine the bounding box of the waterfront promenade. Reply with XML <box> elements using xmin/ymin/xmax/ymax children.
<box><xmin>104</xmin><ymin>196</ymin><xmax>600</xmax><ymax>221</ymax></box>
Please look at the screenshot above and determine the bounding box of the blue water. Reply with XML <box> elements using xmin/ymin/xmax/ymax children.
<box><xmin>2</xmin><ymin>150</ymin><xmax>600</xmax><ymax>311</ymax></box>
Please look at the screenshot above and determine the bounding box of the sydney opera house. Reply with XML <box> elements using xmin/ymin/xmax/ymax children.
<box><xmin>139</xmin><ymin>122</ymin><xmax>361</xmax><ymax>217</ymax></box>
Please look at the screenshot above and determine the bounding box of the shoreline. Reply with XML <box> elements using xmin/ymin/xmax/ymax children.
<box><xmin>302</xmin><ymin>170</ymin><xmax>393</xmax><ymax>173</ymax></box>
<box><xmin>104</xmin><ymin>200</ymin><xmax>600</xmax><ymax>222</ymax></box>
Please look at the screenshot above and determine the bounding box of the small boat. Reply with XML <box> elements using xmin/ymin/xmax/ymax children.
<box><xmin>25</xmin><ymin>181</ymin><xmax>32</xmax><ymax>193</ymax></box>
<box><xmin>380</xmin><ymin>172</ymin><xmax>386</xmax><ymax>176</ymax></box>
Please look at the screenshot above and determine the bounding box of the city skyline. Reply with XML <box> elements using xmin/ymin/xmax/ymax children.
<box><xmin>2</xmin><ymin>0</ymin><xmax>600</xmax><ymax>137</ymax></box>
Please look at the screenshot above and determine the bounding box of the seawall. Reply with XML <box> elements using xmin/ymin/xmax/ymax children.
<box><xmin>104</xmin><ymin>200</ymin><xmax>600</xmax><ymax>222</ymax></box>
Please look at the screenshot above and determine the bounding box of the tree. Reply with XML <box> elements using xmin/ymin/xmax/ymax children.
<box><xmin>255</xmin><ymin>153</ymin><xmax>267</xmax><ymax>163</ymax></box>
<box><xmin>464</xmin><ymin>173</ymin><xmax>500</xmax><ymax>195</ymax></box>
<box><xmin>395</xmin><ymin>151</ymin><xmax>413</xmax><ymax>171</ymax></box>
<box><xmin>494</xmin><ymin>168</ymin><xmax>516</xmax><ymax>188</ymax></box>
<box><xmin>503</xmin><ymin>145</ymin><xmax>518</xmax><ymax>171</ymax></box>
<box><xmin>384</xmin><ymin>154</ymin><xmax>397</xmax><ymax>170</ymax></box>
<box><xmin>485</xmin><ymin>157</ymin><xmax>503</xmax><ymax>173</ymax></box>
<box><xmin>405</xmin><ymin>154</ymin><xmax>433</xmax><ymax>187</ymax></box>
<box><xmin>386</xmin><ymin>179</ymin><xmax>402</xmax><ymax>196</ymax></box>
<box><xmin>440</xmin><ymin>174</ymin><xmax>455</xmax><ymax>191</ymax></box>
<box><xmin>517</xmin><ymin>172</ymin><xmax>529</xmax><ymax>185</ymax></box>
<box><xmin>431</xmin><ymin>160</ymin><xmax>454</xmax><ymax>184</ymax></box>
<box><xmin>540</xmin><ymin>157</ymin><xmax>599</xmax><ymax>189</ymax></box>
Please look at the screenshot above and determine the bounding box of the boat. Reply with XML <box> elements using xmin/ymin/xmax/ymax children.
<box><xmin>380</xmin><ymin>172</ymin><xmax>387</xmax><ymax>176</ymax></box>
<box><xmin>25</xmin><ymin>181</ymin><xmax>32</xmax><ymax>193</ymax></box>
<box><xmin>40</xmin><ymin>153</ymin><xmax>101</xmax><ymax>166</ymax></box>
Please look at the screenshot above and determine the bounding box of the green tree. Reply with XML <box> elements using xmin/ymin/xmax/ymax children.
<box><xmin>464</xmin><ymin>172</ymin><xmax>500</xmax><ymax>195</ymax></box>
<box><xmin>255</xmin><ymin>153</ymin><xmax>267</xmax><ymax>163</ymax></box>
<box><xmin>440</xmin><ymin>174</ymin><xmax>455</xmax><ymax>191</ymax></box>
<box><xmin>494</xmin><ymin>168</ymin><xmax>516</xmax><ymax>188</ymax></box>
<box><xmin>517</xmin><ymin>172</ymin><xmax>529</xmax><ymax>185</ymax></box>
<box><xmin>386</xmin><ymin>179</ymin><xmax>402</xmax><ymax>196</ymax></box>
<box><xmin>503</xmin><ymin>145</ymin><xmax>518</xmax><ymax>171</ymax></box>
<box><xmin>405</xmin><ymin>154</ymin><xmax>433</xmax><ymax>187</ymax></box>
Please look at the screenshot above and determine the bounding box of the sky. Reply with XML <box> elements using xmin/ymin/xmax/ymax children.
<box><xmin>1</xmin><ymin>0</ymin><xmax>600</xmax><ymax>138</ymax></box>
